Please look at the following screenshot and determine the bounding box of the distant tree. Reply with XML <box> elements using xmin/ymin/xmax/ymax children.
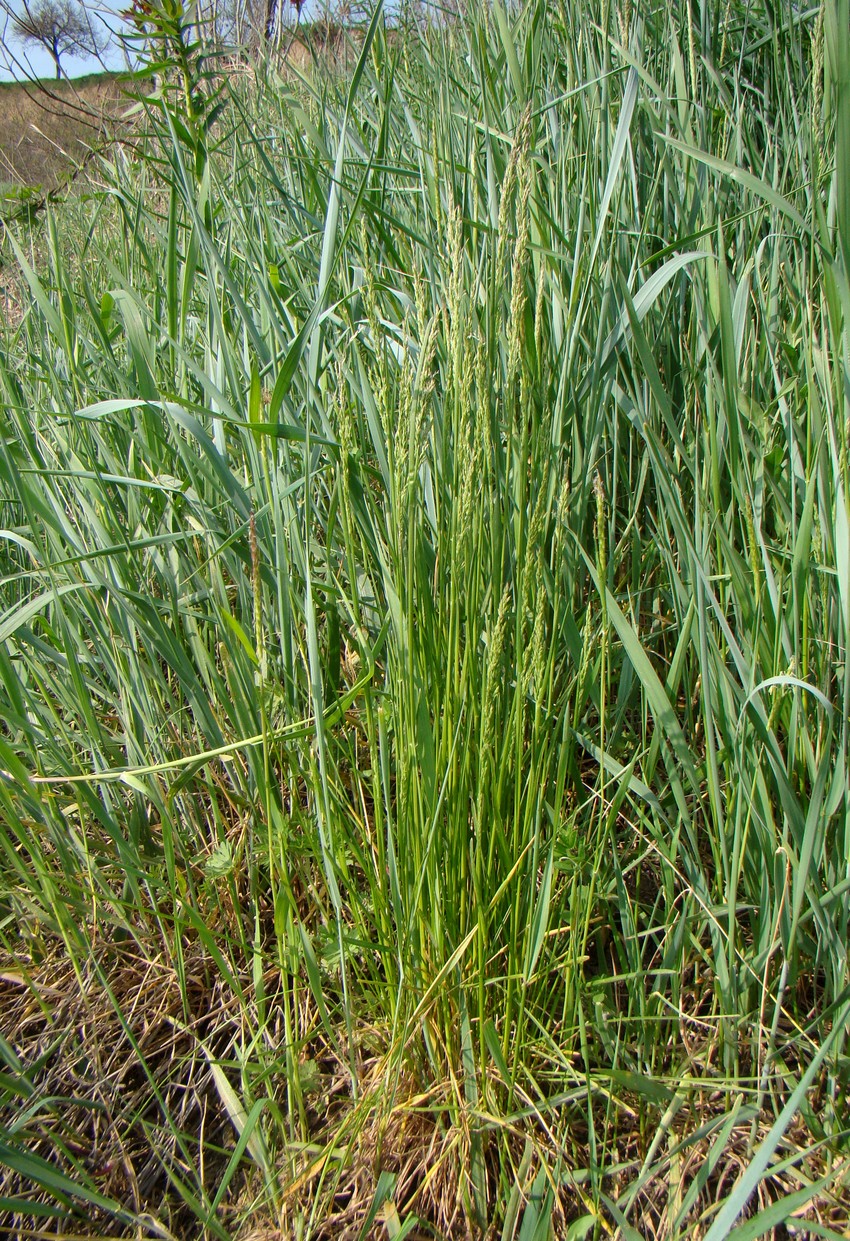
<box><xmin>8</xmin><ymin>0</ymin><xmax>107</xmax><ymax>78</ymax></box>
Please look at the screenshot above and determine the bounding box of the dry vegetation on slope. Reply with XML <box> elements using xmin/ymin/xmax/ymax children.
<box><xmin>0</xmin><ymin>71</ymin><xmax>129</xmax><ymax>188</ymax></box>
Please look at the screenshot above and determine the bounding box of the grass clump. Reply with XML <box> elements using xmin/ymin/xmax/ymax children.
<box><xmin>1</xmin><ymin>0</ymin><xmax>850</xmax><ymax>1237</ymax></box>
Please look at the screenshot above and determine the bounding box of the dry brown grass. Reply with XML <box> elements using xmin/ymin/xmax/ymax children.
<box><xmin>0</xmin><ymin>933</ymin><xmax>246</xmax><ymax>1238</ymax></box>
<box><xmin>0</xmin><ymin>268</ymin><xmax>24</xmax><ymax>330</ymax></box>
<box><xmin>0</xmin><ymin>73</ymin><xmax>131</xmax><ymax>190</ymax></box>
<box><xmin>4</xmin><ymin>927</ymin><xmax>850</xmax><ymax>1239</ymax></box>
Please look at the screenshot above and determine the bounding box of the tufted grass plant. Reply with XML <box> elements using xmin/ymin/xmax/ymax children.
<box><xmin>1</xmin><ymin>0</ymin><xmax>850</xmax><ymax>1236</ymax></box>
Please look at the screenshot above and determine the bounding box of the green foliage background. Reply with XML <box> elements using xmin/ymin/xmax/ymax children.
<box><xmin>1</xmin><ymin>0</ymin><xmax>850</xmax><ymax>1235</ymax></box>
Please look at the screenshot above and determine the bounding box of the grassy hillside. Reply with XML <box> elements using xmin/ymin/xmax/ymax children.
<box><xmin>0</xmin><ymin>72</ymin><xmax>131</xmax><ymax>190</ymax></box>
<box><xmin>1</xmin><ymin>2</ymin><xmax>849</xmax><ymax>1238</ymax></box>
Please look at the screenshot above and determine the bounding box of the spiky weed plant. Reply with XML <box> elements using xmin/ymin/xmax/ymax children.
<box><xmin>1</xmin><ymin>0</ymin><xmax>850</xmax><ymax>1236</ymax></box>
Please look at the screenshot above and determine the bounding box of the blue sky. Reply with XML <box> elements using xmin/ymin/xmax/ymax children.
<box><xmin>0</xmin><ymin>1</ymin><xmax>129</xmax><ymax>81</ymax></box>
